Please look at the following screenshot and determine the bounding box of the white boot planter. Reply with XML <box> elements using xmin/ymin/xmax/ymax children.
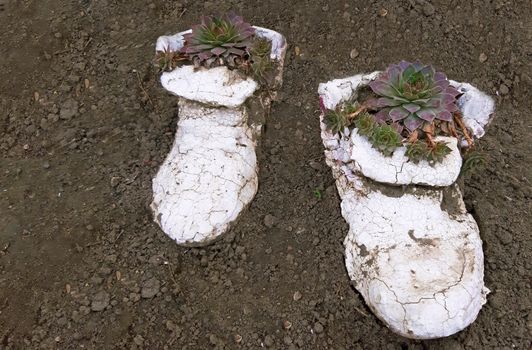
<box><xmin>318</xmin><ymin>61</ymin><xmax>495</xmax><ymax>339</ymax></box>
<box><xmin>151</xmin><ymin>14</ymin><xmax>286</xmax><ymax>245</ymax></box>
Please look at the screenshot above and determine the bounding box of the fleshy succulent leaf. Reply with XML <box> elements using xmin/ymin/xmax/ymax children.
<box><xmin>461</xmin><ymin>151</ymin><xmax>487</xmax><ymax>176</ymax></box>
<box><xmin>416</xmin><ymin>109</ymin><xmax>436</xmax><ymax>122</ymax></box>
<box><xmin>389</xmin><ymin>107</ymin><xmax>409</xmax><ymax>121</ymax></box>
<box><xmin>404</xmin><ymin>114</ymin><xmax>424</xmax><ymax>131</ymax></box>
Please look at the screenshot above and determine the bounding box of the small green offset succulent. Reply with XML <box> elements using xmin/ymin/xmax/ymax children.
<box><xmin>405</xmin><ymin>141</ymin><xmax>430</xmax><ymax>163</ymax></box>
<box><xmin>248</xmin><ymin>38</ymin><xmax>274</xmax><ymax>84</ymax></box>
<box><xmin>323</xmin><ymin>110</ymin><xmax>350</xmax><ymax>134</ymax></box>
<box><xmin>370</xmin><ymin>125</ymin><xmax>402</xmax><ymax>156</ymax></box>
<box><xmin>182</xmin><ymin>13</ymin><xmax>255</xmax><ymax>68</ymax></box>
<box><xmin>354</xmin><ymin>112</ymin><xmax>377</xmax><ymax>137</ymax></box>
<box><xmin>461</xmin><ymin>151</ymin><xmax>486</xmax><ymax>176</ymax></box>
<box><xmin>427</xmin><ymin>142</ymin><xmax>452</xmax><ymax>163</ymax></box>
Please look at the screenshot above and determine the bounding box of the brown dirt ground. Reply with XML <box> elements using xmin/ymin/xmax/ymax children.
<box><xmin>0</xmin><ymin>0</ymin><xmax>531</xmax><ymax>349</ymax></box>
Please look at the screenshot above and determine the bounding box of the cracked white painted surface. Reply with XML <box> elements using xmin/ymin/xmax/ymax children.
<box><xmin>350</xmin><ymin>133</ymin><xmax>462</xmax><ymax>187</ymax></box>
<box><xmin>152</xmin><ymin>28</ymin><xmax>286</xmax><ymax>245</ymax></box>
<box><xmin>151</xmin><ymin>101</ymin><xmax>258</xmax><ymax>245</ymax></box>
<box><xmin>160</xmin><ymin>66</ymin><xmax>258</xmax><ymax>108</ymax></box>
<box><xmin>319</xmin><ymin>73</ymin><xmax>493</xmax><ymax>339</ymax></box>
<box><xmin>341</xmin><ymin>185</ymin><xmax>488</xmax><ymax>339</ymax></box>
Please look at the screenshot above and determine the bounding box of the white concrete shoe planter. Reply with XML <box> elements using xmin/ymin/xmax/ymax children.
<box><xmin>318</xmin><ymin>73</ymin><xmax>495</xmax><ymax>339</ymax></box>
<box><xmin>151</xmin><ymin>27</ymin><xmax>286</xmax><ymax>246</ymax></box>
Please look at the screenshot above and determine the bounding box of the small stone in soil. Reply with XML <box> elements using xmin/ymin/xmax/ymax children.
<box><xmin>499</xmin><ymin>84</ymin><xmax>509</xmax><ymax>95</ymax></box>
<box><xmin>133</xmin><ymin>335</ymin><xmax>144</xmax><ymax>346</ymax></box>
<box><xmin>350</xmin><ymin>48</ymin><xmax>359</xmax><ymax>59</ymax></box>
<box><xmin>423</xmin><ymin>3</ymin><xmax>435</xmax><ymax>16</ymax></box>
<box><xmin>479</xmin><ymin>52</ymin><xmax>488</xmax><ymax>63</ymax></box>
<box><xmin>263</xmin><ymin>214</ymin><xmax>276</xmax><ymax>228</ymax></box>
<box><xmin>313</xmin><ymin>322</ymin><xmax>324</xmax><ymax>334</ymax></box>
<box><xmin>264</xmin><ymin>335</ymin><xmax>274</xmax><ymax>347</ymax></box>
<box><xmin>60</xmin><ymin>99</ymin><xmax>79</xmax><ymax>120</ymax></box>
<box><xmin>91</xmin><ymin>291</ymin><xmax>110</xmax><ymax>312</ymax></box>
<box><xmin>293</xmin><ymin>291</ymin><xmax>302</xmax><ymax>301</ymax></box>
<box><xmin>141</xmin><ymin>278</ymin><xmax>161</xmax><ymax>299</ymax></box>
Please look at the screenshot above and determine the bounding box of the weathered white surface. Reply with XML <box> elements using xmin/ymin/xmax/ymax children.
<box><xmin>155</xmin><ymin>29</ymin><xmax>191</xmax><ymax>53</ymax></box>
<box><xmin>350</xmin><ymin>134</ymin><xmax>462</xmax><ymax>187</ymax></box>
<box><xmin>319</xmin><ymin>73</ymin><xmax>492</xmax><ymax>339</ymax></box>
<box><xmin>341</xmin><ymin>184</ymin><xmax>488</xmax><ymax>339</ymax></box>
<box><xmin>160</xmin><ymin>65</ymin><xmax>258</xmax><ymax>108</ymax></box>
<box><xmin>450</xmin><ymin>81</ymin><xmax>496</xmax><ymax>140</ymax></box>
<box><xmin>318</xmin><ymin>72</ymin><xmax>380</xmax><ymax>110</ymax></box>
<box><xmin>156</xmin><ymin>27</ymin><xmax>287</xmax><ymax>108</ymax></box>
<box><xmin>151</xmin><ymin>101</ymin><xmax>258</xmax><ymax>245</ymax></box>
<box><xmin>152</xmin><ymin>28</ymin><xmax>287</xmax><ymax>245</ymax></box>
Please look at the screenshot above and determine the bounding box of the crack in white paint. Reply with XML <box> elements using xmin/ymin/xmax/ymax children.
<box><xmin>318</xmin><ymin>73</ymin><xmax>493</xmax><ymax>339</ymax></box>
<box><xmin>151</xmin><ymin>27</ymin><xmax>286</xmax><ymax>246</ymax></box>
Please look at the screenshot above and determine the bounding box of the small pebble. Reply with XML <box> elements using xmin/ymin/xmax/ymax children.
<box><xmin>313</xmin><ymin>322</ymin><xmax>324</xmax><ymax>334</ymax></box>
<box><xmin>479</xmin><ymin>52</ymin><xmax>488</xmax><ymax>63</ymax></box>
<box><xmin>264</xmin><ymin>335</ymin><xmax>274</xmax><ymax>347</ymax></box>
<box><xmin>263</xmin><ymin>214</ymin><xmax>276</xmax><ymax>228</ymax></box>
<box><xmin>90</xmin><ymin>291</ymin><xmax>110</xmax><ymax>312</ymax></box>
<box><xmin>423</xmin><ymin>3</ymin><xmax>435</xmax><ymax>16</ymax></box>
<box><xmin>141</xmin><ymin>278</ymin><xmax>161</xmax><ymax>299</ymax></box>
<box><xmin>293</xmin><ymin>291</ymin><xmax>302</xmax><ymax>301</ymax></box>
<box><xmin>350</xmin><ymin>48</ymin><xmax>359</xmax><ymax>59</ymax></box>
<box><xmin>499</xmin><ymin>84</ymin><xmax>509</xmax><ymax>95</ymax></box>
<box><xmin>283</xmin><ymin>320</ymin><xmax>292</xmax><ymax>330</ymax></box>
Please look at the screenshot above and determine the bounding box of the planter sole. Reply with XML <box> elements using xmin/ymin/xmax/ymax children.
<box><xmin>151</xmin><ymin>27</ymin><xmax>287</xmax><ymax>245</ymax></box>
<box><xmin>319</xmin><ymin>72</ymin><xmax>495</xmax><ymax>339</ymax></box>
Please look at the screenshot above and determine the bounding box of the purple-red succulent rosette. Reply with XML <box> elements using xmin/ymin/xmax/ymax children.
<box><xmin>367</xmin><ymin>61</ymin><xmax>461</xmax><ymax>132</ymax></box>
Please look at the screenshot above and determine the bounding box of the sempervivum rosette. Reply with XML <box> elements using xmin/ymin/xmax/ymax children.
<box><xmin>181</xmin><ymin>13</ymin><xmax>255</xmax><ymax>68</ymax></box>
<box><xmin>369</xmin><ymin>61</ymin><xmax>461</xmax><ymax>132</ymax></box>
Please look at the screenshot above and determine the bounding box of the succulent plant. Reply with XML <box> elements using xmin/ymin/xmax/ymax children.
<box><xmin>370</xmin><ymin>125</ymin><xmax>402</xmax><ymax>156</ymax></box>
<box><xmin>368</xmin><ymin>61</ymin><xmax>461</xmax><ymax>132</ymax></box>
<box><xmin>405</xmin><ymin>141</ymin><xmax>430</xmax><ymax>163</ymax></box>
<box><xmin>427</xmin><ymin>141</ymin><xmax>452</xmax><ymax>163</ymax></box>
<box><xmin>324</xmin><ymin>110</ymin><xmax>350</xmax><ymax>134</ymax></box>
<box><xmin>182</xmin><ymin>13</ymin><xmax>255</xmax><ymax>68</ymax></box>
<box><xmin>248</xmin><ymin>38</ymin><xmax>273</xmax><ymax>83</ymax></box>
<box><xmin>461</xmin><ymin>151</ymin><xmax>486</xmax><ymax>176</ymax></box>
<box><xmin>355</xmin><ymin>112</ymin><xmax>377</xmax><ymax>137</ymax></box>
<box><xmin>154</xmin><ymin>49</ymin><xmax>188</xmax><ymax>72</ymax></box>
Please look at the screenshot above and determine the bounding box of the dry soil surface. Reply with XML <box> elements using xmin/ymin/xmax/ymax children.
<box><xmin>0</xmin><ymin>0</ymin><xmax>531</xmax><ymax>349</ymax></box>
